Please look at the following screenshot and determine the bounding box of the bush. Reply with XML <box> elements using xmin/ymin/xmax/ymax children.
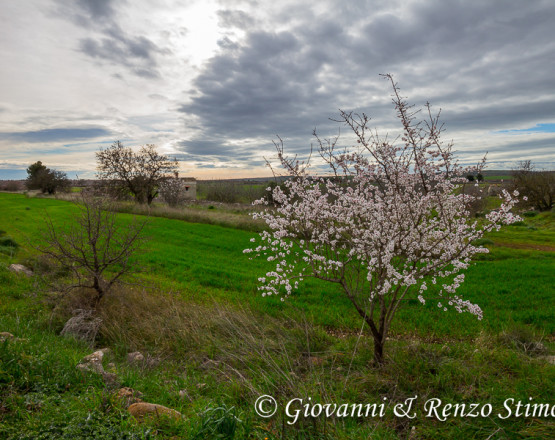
<box><xmin>0</xmin><ymin>236</ymin><xmax>18</xmax><ymax>256</ymax></box>
<box><xmin>509</xmin><ymin>221</ymin><xmax>526</xmax><ymax>226</ymax></box>
<box><xmin>200</xmin><ymin>181</ymin><xmax>241</xmax><ymax>203</ymax></box>
<box><xmin>0</xmin><ymin>236</ymin><xmax>18</xmax><ymax>248</ymax></box>
<box><xmin>471</xmin><ymin>238</ymin><xmax>494</xmax><ymax>246</ymax></box>
<box><xmin>499</xmin><ymin>326</ymin><xmax>547</xmax><ymax>356</ymax></box>
<box><xmin>0</xmin><ymin>181</ymin><xmax>23</xmax><ymax>191</ymax></box>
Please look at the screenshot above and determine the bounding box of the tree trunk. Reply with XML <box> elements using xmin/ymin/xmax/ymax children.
<box><xmin>373</xmin><ymin>336</ymin><xmax>385</xmax><ymax>365</ymax></box>
<box><xmin>92</xmin><ymin>276</ymin><xmax>104</xmax><ymax>305</ymax></box>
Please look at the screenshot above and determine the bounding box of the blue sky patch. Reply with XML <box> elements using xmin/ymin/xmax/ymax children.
<box><xmin>497</xmin><ymin>123</ymin><xmax>555</xmax><ymax>134</ymax></box>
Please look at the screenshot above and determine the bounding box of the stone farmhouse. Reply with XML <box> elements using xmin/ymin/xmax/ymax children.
<box><xmin>180</xmin><ymin>177</ymin><xmax>197</xmax><ymax>200</ymax></box>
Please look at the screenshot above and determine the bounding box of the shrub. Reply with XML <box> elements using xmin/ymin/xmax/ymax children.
<box><xmin>0</xmin><ymin>236</ymin><xmax>18</xmax><ymax>256</ymax></box>
<box><xmin>0</xmin><ymin>181</ymin><xmax>23</xmax><ymax>191</ymax></box>
<box><xmin>200</xmin><ymin>180</ymin><xmax>241</xmax><ymax>203</ymax></box>
<box><xmin>0</xmin><ymin>236</ymin><xmax>18</xmax><ymax>248</ymax></box>
<box><xmin>509</xmin><ymin>221</ymin><xmax>526</xmax><ymax>226</ymax></box>
<box><xmin>499</xmin><ymin>326</ymin><xmax>547</xmax><ymax>356</ymax></box>
<box><xmin>471</xmin><ymin>238</ymin><xmax>494</xmax><ymax>246</ymax></box>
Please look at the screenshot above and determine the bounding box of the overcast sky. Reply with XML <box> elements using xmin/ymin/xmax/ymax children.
<box><xmin>1</xmin><ymin>0</ymin><xmax>554</xmax><ymax>179</ymax></box>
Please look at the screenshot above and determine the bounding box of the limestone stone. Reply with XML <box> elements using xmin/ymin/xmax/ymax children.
<box><xmin>116</xmin><ymin>387</ymin><xmax>143</xmax><ymax>408</ymax></box>
<box><xmin>0</xmin><ymin>332</ymin><xmax>15</xmax><ymax>341</ymax></box>
<box><xmin>8</xmin><ymin>264</ymin><xmax>33</xmax><ymax>277</ymax></box>
<box><xmin>76</xmin><ymin>350</ymin><xmax>105</xmax><ymax>374</ymax></box>
<box><xmin>127</xmin><ymin>351</ymin><xmax>145</xmax><ymax>364</ymax></box>
<box><xmin>128</xmin><ymin>402</ymin><xmax>182</xmax><ymax>420</ymax></box>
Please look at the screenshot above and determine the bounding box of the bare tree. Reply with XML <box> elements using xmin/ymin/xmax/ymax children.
<box><xmin>512</xmin><ymin>160</ymin><xmax>554</xmax><ymax>211</ymax></box>
<box><xmin>96</xmin><ymin>141</ymin><xmax>178</xmax><ymax>204</ymax></box>
<box><xmin>39</xmin><ymin>192</ymin><xmax>147</xmax><ymax>305</ymax></box>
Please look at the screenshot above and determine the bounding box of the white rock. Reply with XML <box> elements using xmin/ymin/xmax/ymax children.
<box><xmin>76</xmin><ymin>350</ymin><xmax>105</xmax><ymax>374</ymax></box>
<box><xmin>8</xmin><ymin>264</ymin><xmax>33</xmax><ymax>277</ymax></box>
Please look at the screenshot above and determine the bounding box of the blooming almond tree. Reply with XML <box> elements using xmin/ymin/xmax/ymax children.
<box><xmin>245</xmin><ymin>75</ymin><xmax>520</xmax><ymax>364</ymax></box>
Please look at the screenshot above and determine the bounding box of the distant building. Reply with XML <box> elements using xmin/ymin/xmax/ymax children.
<box><xmin>180</xmin><ymin>177</ymin><xmax>197</xmax><ymax>200</ymax></box>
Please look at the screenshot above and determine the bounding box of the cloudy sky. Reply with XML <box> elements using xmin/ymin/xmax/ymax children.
<box><xmin>1</xmin><ymin>0</ymin><xmax>554</xmax><ymax>179</ymax></box>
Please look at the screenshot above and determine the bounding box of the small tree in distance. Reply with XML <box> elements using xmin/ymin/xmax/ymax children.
<box><xmin>245</xmin><ymin>74</ymin><xmax>520</xmax><ymax>364</ymax></box>
<box><xmin>26</xmin><ymin>161</ymin><xmax>70</xmax><ymax>194</ymax></box>
<box><xmin>158</xmin><ymin>172</ymin><xmax>189</xmax><ymax>207</ymax></box>
<box><xmin>26</xmin><ymin>161</ymin><xmax>47</xmax><ymax>187</ymax></box>
<box><xmin>96</xmin><ymin>141</ymin><xmax>178</xmax><ymax>205</ymax></box>
<box><xmin>39</xmin><ymin>192</ymin><xmax>147</xmax><ymax>306</ymax></box>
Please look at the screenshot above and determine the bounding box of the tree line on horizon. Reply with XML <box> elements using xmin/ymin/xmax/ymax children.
<box><xmin>10</xmin><ymin>142</ymin><xmax>555</xmax><ymax>212</ymax></box>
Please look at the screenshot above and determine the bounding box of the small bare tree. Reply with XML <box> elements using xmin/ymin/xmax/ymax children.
<box><xmin>96</xmin><ymin>141</ymin><xmax>179</xmax><ymax>205</ymax></box>
<box><xmin>39</xmin><ymin>192</ymin><xmax>147</xmax><ymax>305</ymax></box>
<box><xmin>511</xmin><ymin>160</ymin><xmax>554</xmax><ymax>211</ymax></box>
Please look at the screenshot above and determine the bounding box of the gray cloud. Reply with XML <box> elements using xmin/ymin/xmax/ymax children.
<box><xmin>76</xmin><ymin>0</ymin><xmax>117</xmax><ymax>19</ymax></box>
<box><xmin>2</xmin><ymin>0</ymin><xmax>554</xmax><ymax>176</ymax></box>
<box><xmin>217</xmin><ymin>9</ymin><xmax>255</xmax><ymax>29</ymax></box>
<box><xmin>178</xmin><ymin>28</ymin><xmax>339</xmax><ymax>148</ymax></box>
<box><xmin>62</xmin><ymin>0</ymin><xmax>168</xmax><ymax>79</ymax></box>
<box><xmin>176</xmin><ymin>0</ymin><xmax>555</xmax><ymax>167</ymax></box>
<box><xmin>175</xmin><ymin>139</ymin><xmax>263</xmax><ymax>162</ymax></box>
<box><xmin>177</xmin><ymin>139</ymin><xmax>231</xmax><ymax>156</ymax></box>
<box><xmin>444</xmin><ymin>99</ymin><xmax>555</xmax><ymax>131</ymax></box>
<box><xmin>78</xmin><ymin>27</ymin><xmax>167</xmax><ymax>78</ymax></box>
<box><xmin>1</xmin><ymin>127</ymin><xmax>111</xmax><ymax>143</ymax></box>
<box><xmin>487</xmin><ymin>136</ymin><xmax>555</xmax><ymax>159</ymax></box>
<box><xmin>57</xmin><ymin>0</ymin><xmax>120</xmax><ymax>28</ymax></box>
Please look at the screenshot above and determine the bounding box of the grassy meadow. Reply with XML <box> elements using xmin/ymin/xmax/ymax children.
<box><xmin>0</xmin><ymin>192</ymin><xmax>554</xmax><ymax>439</ymax></box>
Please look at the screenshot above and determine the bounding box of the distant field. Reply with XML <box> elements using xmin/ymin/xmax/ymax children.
<box><xmin>1</xmin><ymin>193</ymin><xmax>553</xmax><ymax>334</ymax></box>
<box><xmin>1</xmin><ymin>193</ymin><xmax>553</xmax><ymax>439</ymax></box>
<box><xmin>484</xmin><ymin>174</ymin><xmax>513</xmax><ymax>181</ymax></box>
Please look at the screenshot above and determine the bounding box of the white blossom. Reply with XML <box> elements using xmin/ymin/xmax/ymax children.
<box><xmin>243</xmin><ymin>75</ymin><xmax>519</xmax><ymax>362</ymax></box>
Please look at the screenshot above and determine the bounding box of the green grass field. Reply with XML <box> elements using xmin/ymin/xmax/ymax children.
<box><xmin>1</xmin><ymin>193</ymin><xmax>554</xmax><ymax>439</ymax></box>
<box><xmin>483</xmin><ymin>175</ymin><xmax>513</xmax><ymax>182</ymax></box>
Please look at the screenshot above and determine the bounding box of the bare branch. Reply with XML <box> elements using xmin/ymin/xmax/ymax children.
<box><xmin>37</xmin><ymin>191</ymin><xmax>148</xmax><ymax>305</ymax></box>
